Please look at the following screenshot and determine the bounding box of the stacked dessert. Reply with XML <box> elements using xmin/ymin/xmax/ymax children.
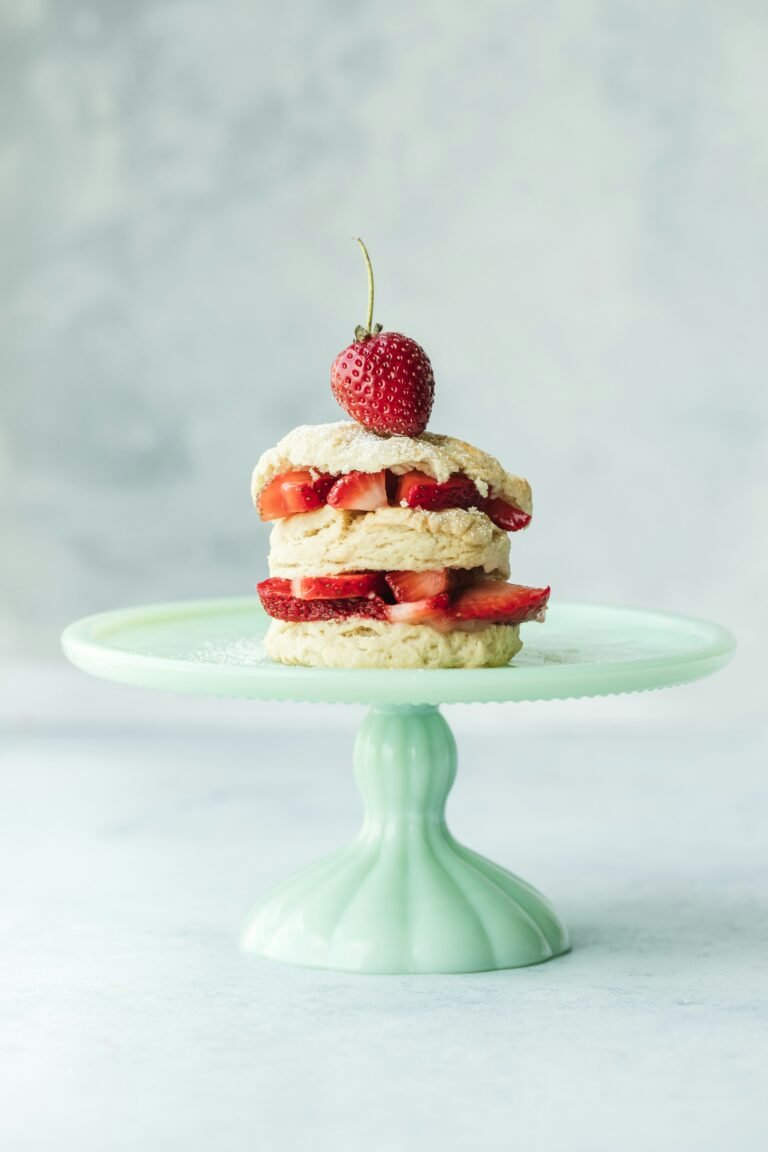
<box><xmin>252</xmin><ymin>242</ymin><xmax>549</xmax><ymax>669</ymax></box>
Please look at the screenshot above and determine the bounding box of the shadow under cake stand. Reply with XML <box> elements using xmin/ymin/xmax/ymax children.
<box><xmin>62</xmin><ymin>598</ymin><xmax>735</xmax><ymax>975</ymax></box>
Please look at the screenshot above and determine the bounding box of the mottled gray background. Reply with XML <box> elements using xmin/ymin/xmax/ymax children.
<box><xmin>1</xmin><ymin>0</ymin><xmax>765</xmax><ymax>714</ymax></box>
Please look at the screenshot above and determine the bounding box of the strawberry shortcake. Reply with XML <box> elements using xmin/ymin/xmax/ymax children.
<box><xmin>251</xmin><ymin>241</ymin><xmax>549</xmax><ymax>669</ymax></box>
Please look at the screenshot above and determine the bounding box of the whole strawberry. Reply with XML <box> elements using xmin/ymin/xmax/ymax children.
<box><xmin>331</xmin><ymin>240</ymin><xmax>435</xmax><ymax>438</ymax></box>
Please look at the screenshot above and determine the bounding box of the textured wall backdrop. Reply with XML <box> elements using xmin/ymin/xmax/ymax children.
<box><xmin>1</xmin><ymin>0</ymin><xmax>766</xmax><ymax>714</ymax></box>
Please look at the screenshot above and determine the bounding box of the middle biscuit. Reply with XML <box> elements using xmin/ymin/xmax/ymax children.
<box><xmin>268</xmin><ymin>505</ymin><xmax>511</xmax><ymax>578</ymax></box>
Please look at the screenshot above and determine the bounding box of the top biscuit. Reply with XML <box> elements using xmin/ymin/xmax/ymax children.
<box><xmin>251</xmin><ymin>422</ymin><xmax>532</xmax><ymax>514</ymax></box>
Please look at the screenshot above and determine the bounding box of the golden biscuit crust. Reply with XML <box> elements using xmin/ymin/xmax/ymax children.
<box><xmin>252</xmin><ymin>422</ymin><xmax>532</xmax><ymax>514</ymax></box>
<box><xmin>264</xmin><ymin>618</ymin><xmax>523</xmax><ymax>669</ymax></box>
<box><xmin>267</xmin><ymin>505</ymin><xmax>511</xmax><ymax>578</ymax></box>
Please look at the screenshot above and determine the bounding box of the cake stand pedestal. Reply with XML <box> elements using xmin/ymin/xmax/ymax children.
<box><xmin>244</xmin><ymin>703</ymin><xmax>567</xmax><ymax>971</ymax></box>
<box><xmin>62</xmin><ymin>599</ymin><xmax>734</xmax><ymax>974</ymax></box>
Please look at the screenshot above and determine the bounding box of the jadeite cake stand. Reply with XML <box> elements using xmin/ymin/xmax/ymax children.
<box><xmin>61</xmin><ymin>598</ymin><xmax>735</xmax><ymax>975</ymax></box>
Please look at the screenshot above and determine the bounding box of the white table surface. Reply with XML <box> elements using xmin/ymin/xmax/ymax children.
<box><xmin>0</xmin><ymin>664</ymin><xmax>766</xmax><ymax>1152</ymax></box>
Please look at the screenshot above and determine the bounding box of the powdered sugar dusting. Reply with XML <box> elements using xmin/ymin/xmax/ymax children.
<box><xmin>188</xmin><ymin>638</ymin><xmax>269</xmax><ymax>666</ymax></box>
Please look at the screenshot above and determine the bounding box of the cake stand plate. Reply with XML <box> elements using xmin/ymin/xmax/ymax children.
<box><xmin>62</xmin><ymin>599</ymin><xmax>735</xmax><ymax>974</ymax></box>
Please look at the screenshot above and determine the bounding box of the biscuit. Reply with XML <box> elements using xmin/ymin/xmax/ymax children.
<box><xmin>264</xmin><ymin>618</ymin><xmax>523</xmax><ymax>669</ymax></box>
<box><xmin>252</xmin><ymin>422</ymin><xmax>532</xmax><ymax>514</ymax></box>
<box><xmin>267</xmin><ymin>505</ymin><xmax>511</xmax><ymax>578</ymax></box>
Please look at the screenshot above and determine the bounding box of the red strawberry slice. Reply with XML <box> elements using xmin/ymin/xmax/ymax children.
<box><xmin>481</xmin><ymin>496</ymin><xmax>532</xmax><ymax>532</ymax></box>
<box><xmin>386</xmin><ymin>593</ymin><xmax>450</xmax><ymax>624</ymax></box>
<box><xmin>385</xmin><ymin>569</ymin><xmax>452</xmax><ymax>602</ymax></box>
<box><xmin>257</xmin><ymin>578</ymin><xmax>388</xmax><ymax>622</ymax></box>
<box><xmin>331</xmin><ymin>331</ymin><xmax>435</xmax><ymax>438</ymax></box>
<box><xmin>326</xmin><ymin>470</ymin><xmax>389</xmax><ymax>511</ymax></box>
<box><xmin>257</xmin><ymin>471</ymin><xmax>335</xmax><ymax>521</ymax></box>
<box><xmin>395</xmin><ymin>471</ymin><xmax>480</xmax><ymax>511</ymax></box>
<box><xmin>291</xmin><ymin>573</ymin><xmax>389</xmax><ymax>600</ymax></box>
<box><xmin>311</xmin><ymin>473</ymin><xmax>337</xmax><ymax>503</ymax></box>
<box><xmin>447</xmin><ymin>581</ymin><xmax>550</xmax><ymax>625</ymax></box>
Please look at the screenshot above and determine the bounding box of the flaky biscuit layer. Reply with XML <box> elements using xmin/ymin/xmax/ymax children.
<box><xmin>252</xmin><ymin>422</ymin><xmax>532</xmax><ymax>514</ymax></box>
<box><xmin>267</xmin><ymin>505</ymin><xmax>511</xmax><ymax>579</ymax></box>
<box><xmin>264</xmin><ymin>618</ymin><xmax>522</xmax><ymax>669</ymax></box>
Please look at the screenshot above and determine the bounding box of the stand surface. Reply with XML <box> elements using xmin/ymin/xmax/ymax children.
<box><xmin>62</xmin><ymin>599</ymin><xmax>735</xmax><ymax>974</ymax></box>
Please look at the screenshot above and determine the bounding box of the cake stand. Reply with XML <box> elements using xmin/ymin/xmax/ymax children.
<box><xmin>61</xmin><ymin>598</ymin><xmax>735</xmax><ymax>975</ymax></box>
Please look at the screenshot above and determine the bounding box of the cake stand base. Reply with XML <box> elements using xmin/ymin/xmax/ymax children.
<box><xmin>242</xmin><ymin>705</ymin><xmax>570</xmax><ymax>974</ymax></box>
<box><xmin>63</xmin><ymin>598</ymin><xmax>736</xmax><ymax>975</ymax></box>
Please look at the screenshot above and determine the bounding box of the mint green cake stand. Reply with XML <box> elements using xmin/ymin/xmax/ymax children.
<box><xmin>61</xmin><ymin>598</ymin><xmax>734</xmax><ymax>975</ymax></box>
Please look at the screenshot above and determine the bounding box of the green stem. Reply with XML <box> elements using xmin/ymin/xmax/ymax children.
<box><xmin>355</xmin><ymin>237</ymin><xmax>374</xmax><ymax>335</ymax></box>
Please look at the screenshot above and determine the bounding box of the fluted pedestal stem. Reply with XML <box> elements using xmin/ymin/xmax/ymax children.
<box><xmin>242</xmin><ymin>705</ymin><xmax>569</xmax><ymax>973</ymax></box>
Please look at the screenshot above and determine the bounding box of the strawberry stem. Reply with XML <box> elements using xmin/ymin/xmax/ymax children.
<box><xmin>354</xmin><ymin>238</ymin><xmax>382</xmax><ymax>341</ymax></box>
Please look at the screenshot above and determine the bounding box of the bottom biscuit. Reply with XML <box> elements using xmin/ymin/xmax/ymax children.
<box><xmin>264</xmin><ymin>618</ymin><xmax>522</xmax><ymax>669</ymax></box>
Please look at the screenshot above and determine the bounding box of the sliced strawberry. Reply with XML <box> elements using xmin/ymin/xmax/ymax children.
<box><xmin>326</xmin><ymin>469</ymin><xmax>389</xmax><ymax>511</ymax></box>
<box><xmin>384</xmin><ymin>469</ymin><xmax>400</xmax><ymax>504</ymax></box>
<box><xmin>291</xmin><ymin>572</ymin><xmax>389</xmax><ymax>600</ymax></box>
<box><xmin>257</xmin><ymin>578</ymin><xmax>388</xmax><ymax>622</ymax></box>
<box><xmin>257</xmin><ymin>471</ymin><xmax>335</xmax><ymax>521</ymax></box>
<box><xmin>394</xmin><ymin>470</ymin><xmax>432</xmax><ymax>505</ymax></box>
<box><xmin>447</xmin><ymin>581</ymin><xmax>550</xmax><ymax>625</ymax></box>
<box><xmin>395</xmin><ymin>470</ymin><xmax>480</xmax><ymax>511</ymax></box>
<box><xmin>385</xmin><ymin>569</ymin><xmax>452</xmax><ymax>602</ymax></box>
<box><xmin>311</xmin><ymin>472</ymin><xmax>337</xmax><ymax>503</ymax></box>
<box><xmin>386</xmin><ymin>593</ymin><xmax>450</xmax><ymax>624</ymax></box>
<box><xmin>481</xmin><ymin>496</ymin><xmax>532</xmax><ymax>532</ymax></box>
